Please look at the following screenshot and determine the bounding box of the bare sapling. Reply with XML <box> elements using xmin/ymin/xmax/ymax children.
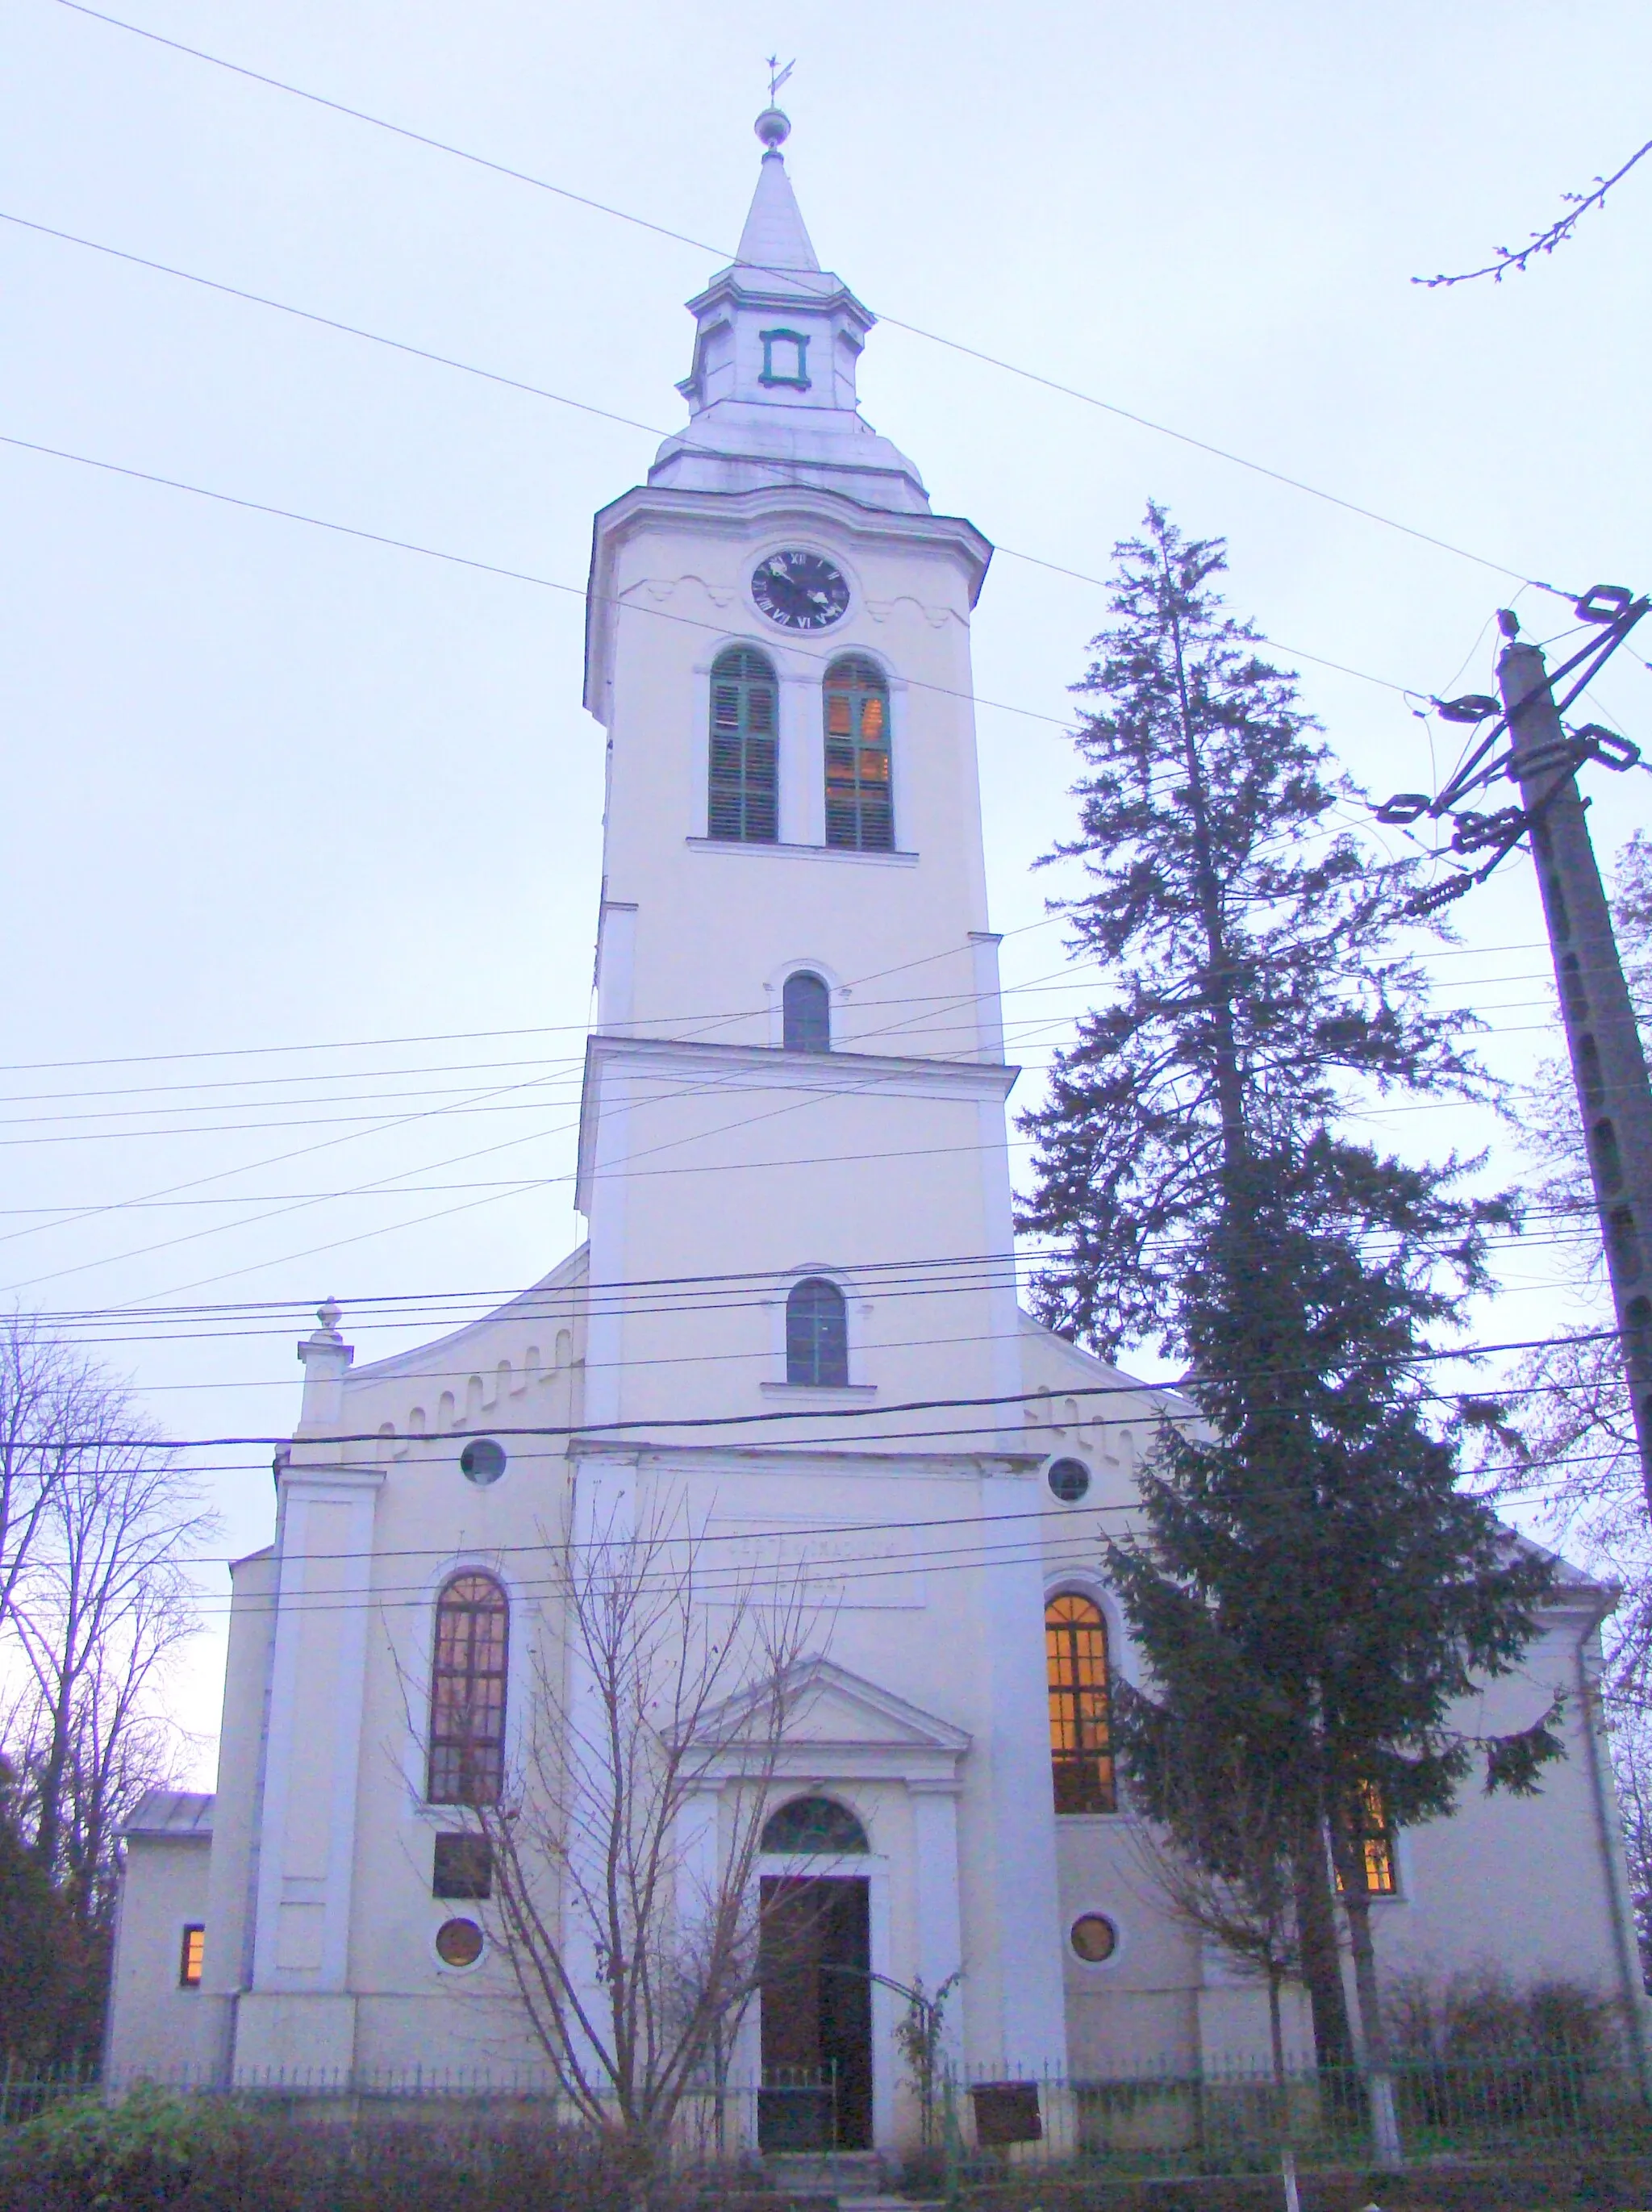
<box><xmin>436</xmin><ymin>1500</ymin><xmax>819</xmax><ymax>2172</ymax></box>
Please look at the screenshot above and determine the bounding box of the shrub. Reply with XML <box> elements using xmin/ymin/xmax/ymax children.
<box><xmin>0</xmin><ymin>2084</ymin><xmax>240</xmax><ymax>2210</ymax></box>
<box><xmin>1383</xmin><ymin>1966</ymin><xmax>1625</xmax><ymax>2062</ymax></box>
<box><xmin>0</xmin><ymin>2099</ymin><xmax>718</xmax><ymax>2212</ymax></box>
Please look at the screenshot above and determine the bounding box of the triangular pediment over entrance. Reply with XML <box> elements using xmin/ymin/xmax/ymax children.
<box><xmin>690</xmin><ymin>1656</ymin><xmax>970</xmax><ymax>1788</ymax></box>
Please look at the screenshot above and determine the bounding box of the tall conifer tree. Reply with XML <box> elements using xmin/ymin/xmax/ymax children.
<box><xmin>1021</xmin><ymin>509</ymin><xmax>1559</xmax><ymax>2088</ymax></box>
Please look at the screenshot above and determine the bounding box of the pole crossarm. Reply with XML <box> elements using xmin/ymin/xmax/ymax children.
<box><xmin>1370</xmin><ymin>588</ymin><xmax>1650</xmax><ymax>917</ymax></box>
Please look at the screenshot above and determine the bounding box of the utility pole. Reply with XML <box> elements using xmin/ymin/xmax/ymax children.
<box><xmin>1496</xmin><ymin>620</ymin><xmax>1652</xmax><ymax>1521</ymax></box>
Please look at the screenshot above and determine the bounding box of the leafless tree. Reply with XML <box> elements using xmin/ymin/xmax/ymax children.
<box><xmin>0</xmin><ymin>1314</ymin><xmax>115</xmax><ymax>1637</ymax></box>
<box><xmin>1415</xmin><ymin>136</ymin><xmax>1651</xmax><ymax>287</ymax></box>
<box><xmin>8</xmin><ymin>1433</ymin><xmax>207</xmax><ymax>1893</ymax></box>
<box><xmin>439</xmin><ymin>1504</ymin><xmax>820</xmax><ymax>2172</ymax></box>
<box><xmin>1128</xmin><ymin>1747</ymin><xmax>1309</xmax><ymax>2212</ymax></box>
<box><xmin>0</xmin><ymin>1317</ymin><xmax>210</xmax><ymax>2056</ymax></box>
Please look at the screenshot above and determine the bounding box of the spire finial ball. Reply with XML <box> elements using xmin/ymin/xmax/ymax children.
<box><xmin>755</xmin><ymin>106</ymin><xmax>791</xmax><ymax>151</ymax></box>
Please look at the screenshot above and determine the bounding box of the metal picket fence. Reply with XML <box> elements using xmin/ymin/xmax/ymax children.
<box><xmin>3</xmin><ymin>2049</ymin><xmax>1649</xmax><ymax>2185</ymax></box>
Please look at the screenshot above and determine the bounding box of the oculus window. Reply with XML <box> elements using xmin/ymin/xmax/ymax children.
<box><xmin>435</xmin><ymin>1917</ymin><xmax>485</xmax><ymax>1968</ymax></box>
<box><xmin>1047</xmin><ymin>1457</ymin><xmax>1091</xmax><ymax>1504</ymax></box>
<box><xmin>708</xmin><ymin>647</ymin><xmax>779</xmax><ymax>843</ymax></box>
<box><xmin>1070</xmin><ymin>1914</ymin><xmax>1118</xmax><ymax>1964</ymax></box>
<box><xmin>460</xmin><ymin>1437</ymin><xmax>507</xmax><ymax>1487</ymax></box>
<box><xmin>786</xmin><ymin>1277</ymin><xmax>848</xmax><ymax>1387</ymax></box>
<box><xmin>783</xmin><ymin>970</ymin><xmax>831</xmax><ymax>1052</ymax></box>
<box><xmin>1045</xmin><ymin>1593</ymin><xmax>1116</xmax><ymax>1814</ymax></box>
<box><xmin>428</xmin><ymin>1573</ymin><xmax>508</xmax><ymax>1807</ymax></box>
<box><xmin>824</xmin><ymin>658</ymin><xmax>893</xmax><ymax>852</ymax></box>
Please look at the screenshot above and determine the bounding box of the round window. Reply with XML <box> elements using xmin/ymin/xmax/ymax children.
<box><xmin>1048</xmin><ymin>1457</ymin><xmax>1091</xmax><ymax>1504</ymax></box>
<box><xmin>460</xmin><ymin>1438</ymin><xmax>507</xmax><ymax>1487</ymax></box>
<box><xmin>1070</xmin><ymin>1913</ymin><xmax>1118</xmax><ymax>1964</ymax></box>
<box><xmin>435</xmin><ymin>1917</ymin><xmax>485</xmax><ymax>1968</ymax></box>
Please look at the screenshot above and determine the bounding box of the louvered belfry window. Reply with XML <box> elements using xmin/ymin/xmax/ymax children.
<box><xmin>708</xmin><ymin>647</ymin><xmax>779</xmax><ymax>842</ymax></box>
<box><xmin>824</xmin><ymin>657</ymin><xmax>893</xmax><ymax>852</ymax></box>
<box><xmin>428</xmin><ymin>1572</ymin><xmax>509</xmax><ymax>1805</ymax></box>
<box><xmin>786</xmin><ymin>1277</ymin><xmax>849</xmax><ymax>1386</ymax></box>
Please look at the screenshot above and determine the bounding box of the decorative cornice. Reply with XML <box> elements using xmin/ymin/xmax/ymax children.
<box><xmin>576</xmin><ymin>1030</ymin><xmax>1018</xmax><ymax>1213</ymax></box>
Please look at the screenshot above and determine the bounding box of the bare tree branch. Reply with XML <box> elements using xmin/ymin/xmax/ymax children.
<box><xmin>407</xmin><ymin>1500</ymin><xmax>822</xmax><ymax>2164</ymax></box>
<box><xmin>1416</xmin><ymin>138</ymin><xmax>1652</xmax><ymax>288</ymax></box>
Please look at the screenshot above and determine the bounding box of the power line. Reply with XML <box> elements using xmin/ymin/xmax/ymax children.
<box><xmin>0</xmin><ymin>206</ymin><xmax>1425</xmax><ymax>702</ymax></box>
<box><xmin>8</xmin><ymin>1323</ymin><xmax>1621</xmax><ymax>1453</ymax></box>
<box><xmin>44</xmin><ymin>0</ymin><xmax>1578</xmax><ymax>602</ymax></box>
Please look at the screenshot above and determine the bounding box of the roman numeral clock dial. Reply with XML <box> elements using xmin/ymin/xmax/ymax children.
<box><xmin>751</xmin><ymin>549</ymin><xmax>851</xmax><ymax>632</ymax></box>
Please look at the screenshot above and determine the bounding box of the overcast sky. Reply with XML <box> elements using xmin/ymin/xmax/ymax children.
<box><xmin>4</xmin><ymin>0</ymin><xmax>1650</xmax><ymax>1770</ymax></box>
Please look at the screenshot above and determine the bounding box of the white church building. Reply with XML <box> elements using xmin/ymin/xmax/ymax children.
<box><xmin>108</xmin><ymin>107</ymin><xmax>1646</xmax><ymax>2141</ymax></box>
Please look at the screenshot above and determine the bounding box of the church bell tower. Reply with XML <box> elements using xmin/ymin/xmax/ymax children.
<box><xmin>575</xmin><ymin>105</ymin><xmax>1069</xmax><ymax>2082</ymax></box>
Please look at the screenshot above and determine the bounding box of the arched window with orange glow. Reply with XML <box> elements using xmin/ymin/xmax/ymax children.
<box><xmin>428</xmin><ymin>1572</ymin><xmax>509</xmax><ymax>1805</ymax></box>
<box><xmin>823</xmin><ymin>658</ymin><xmax>893</xmax><ymax>851</ymax></box>
<box><xmin>1045</xmin><ymin>1593</ymin><xmax>1116</xmax><ymax>1814</ymax></box>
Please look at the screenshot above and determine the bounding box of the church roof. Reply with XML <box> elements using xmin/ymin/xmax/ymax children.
<box><xmin>120</xmin><ymin>1790</ymin><xmax>214</xmax><ymax>1841</ymax></box>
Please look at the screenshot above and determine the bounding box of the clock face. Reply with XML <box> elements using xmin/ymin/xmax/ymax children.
<box><xmin>751</xmin><ymin>549</ymin><xmax>851</xmax><ymax>632</ymax></box>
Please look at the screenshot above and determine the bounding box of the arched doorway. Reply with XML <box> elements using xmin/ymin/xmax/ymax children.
<box><xmin>758</xmin><ymin>1796</ymin><xmax>872</xmax><ymax>2151</ymax></box>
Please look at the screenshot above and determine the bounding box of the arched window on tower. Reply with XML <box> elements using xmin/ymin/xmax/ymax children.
<box><xmin>782</xmin><ymin>970</ymin><xmax>831</xmax><ymax>1052</ymax></box>
<box><xmin>428</xmin><ymin>1572</ymin><xmax>509</xmax><ymax>1805</ymax></box>
<box><xmin>824</xmin><ymin>657</ymin><xmax>893</xmax><ymax>852</ymax></box>
<box><xmin>1045</xmin><ymin>1592</ymin><xmax>1116</xmax><ymax>1814</ymax></box>
<box><xmin>786</xmin><ymin>1277</ymin><xmax>849</xmax><ymax>1387</ymax></box>
<box><xmin>708</xmin><ymin>647</ymin><xmax>779</xmax><ymax>843</ymax></box>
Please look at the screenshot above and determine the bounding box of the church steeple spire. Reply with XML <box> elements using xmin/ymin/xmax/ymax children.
<box><xmin>646</xmin><ymin>106</ymin><xmax>930</xmax><ymax>515</ymax></box>
<box><xmin>734</xmin><ymin>107</ymin><xmax>820</xmax><ymax>276</ymax></box>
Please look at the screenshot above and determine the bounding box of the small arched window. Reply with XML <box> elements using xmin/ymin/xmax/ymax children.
<box><xmin>1045</xmin><ymin>1593</ymin><xmax>1115</xmax><ymax>1815</ymax></box>
<box><xmin>761</xmin><ymin>1796</ymin><xmax>869</xmax><ymax>1854</ymax></box>
<box><xmin>824</xmin><ymin>657</ymin><xmax>893</xmax><ymax>852</ymax></box>
<box><xmin>786</xmin><ymin>1277</ymin><xmax>848</xmax><ymax>1387</ymax></box>
<box><xmin>782</xmin><ymin>970</ymin><xmax>831</xmax><ymax>1052</ymax></box>
<box><xmin>708</xmin><ymin>647</ymin><xmax>779</xmax><ymax>844</ymax></box>
<box><xmin>428</xmin><ymin>1573</ymin><xmax>509</xmax><ymax>1806</ymax></box>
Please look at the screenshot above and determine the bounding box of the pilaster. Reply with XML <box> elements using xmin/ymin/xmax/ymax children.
<box><xmin>909</xmin><ymin>1780</ymin><xmax>965</xmax><ymax>2064</ymax></box>
<box><xmin>977</xmin><ymin>1471</ymin><xmax>1068</xmax><ymax>2075</ymax></box>
<box><xmin>236</xmin><ymin>1308</ymin><xmax>380</xmax><ymax>2082</ymax></box>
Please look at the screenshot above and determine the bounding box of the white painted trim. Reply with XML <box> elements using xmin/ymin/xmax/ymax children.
<box><xmin>685</xmin><ymin>836</ymin><xmax>919</xmax><ymax>866</ymax></box>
